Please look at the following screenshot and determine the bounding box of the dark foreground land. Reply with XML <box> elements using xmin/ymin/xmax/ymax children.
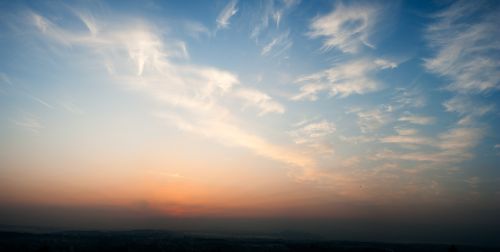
<box><xmin>0</xmin><ymin>230</ymin><xmax>497</xmax><ymax>252</ymax></box>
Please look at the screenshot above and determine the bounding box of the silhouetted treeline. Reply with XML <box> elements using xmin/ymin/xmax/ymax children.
<box><xmin>0</xmin><ymin>230</ymin><xmax>497</xmax><ymax>252</ymax></box>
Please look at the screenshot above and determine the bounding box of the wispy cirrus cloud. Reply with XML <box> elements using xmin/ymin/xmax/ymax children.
<box><xmin>425</xmin><ymin>0</ymin><xmax>500</xmax><ymax>93</ymax></box>
<box><xmin>437</xmin><ymin>127</ymin><xmax>484</xmax><ymax>156</ymax></box>
<box><xmin>0</xmin><ymin>72</ymin><xmax>14</xmax><ymax>89</ymax></box>
<box><xmin>376</xmin><ymin>127</ymin><xmax>484</xmax><ymax>163</ymax></box>
<box><xmin>250</xmin><ymin>1</ymin><xmax>298</xmax><ymax>58</ymax></box>
<box><xmin>348</xmin><ymin>106</ymin><xmax>392</xmax><ymax>134</ymax></box>
<box><xmin>380</xmin><ymin>135</ymin><xmax>433</xmax><ymax>146</ymax></box>
<box><xmin>216</xmin><ymin>0</ymin><xmax>238</xmax><ymax>30</ymax></box>
<box><xmin>289</xmin><ymin>119</ymin><xmax>336</xmax><ymax>154</ymax></box>
<box><xmin>155</xmin><ymin>112</ymin><xmax>315</xmax><ymax>177</ymax></box>
<box><xmin>443</xmin><ymin>95</ymin><xmax>494</xmax><ymax>126</ymax></box>
<box><xmin>234</xmin><ymin>87</ymin><xmax>285</xmax><ymax>116</ymax></box>
<box><xmin>250</xmin><ymin>0</ymin><xmax>299</xmax><ymax>40</ymax></box>
<box><xmin>291</xmin><ymin>58</ymin><xmax>397</xmax><ymax>101</ymax></box>
<box><xmin>398</xmin><ymin>114</ymin><xmax>435</xmax><ymax>125</ymax></box>
<box><xmin>421</xmin><ymin>1</ymin><xmax>497</xmax><ymax>166</ymax></box>
<box><xmin>183</xmin><ymin>20</ymin><xmax>211</xmax><ymax>39</ymax></box>
<box><xmin>27</xmin><ymin>8</ymin><xmax>326</xmax><ymax>181</ymax></box>
<box><xmin>308</xmin><ymin>2</ymin><xmax>380</xmax><ymax>53</ymax></box>
<box><xmin>59</xmin><ymin>99</ymin><xmax>84</xmax><ymax>115</ymax></box>
<box><xmin>11</xmin><ymin>112</ymin><xmax>43</xmax><ymax>133</ymax></box>
<box><xmin>391</xmin><ymin>87</ymin><xmax>426</xmax><ymax>109</ymax></box>
<box><xmin>394</xmin><ymin>127</ymin><xmax>418</xmax><ymax>136</ymax></box>
<box><xmin>260</xmin><ymin>30</ymin><xmax>292</xmax><ymax>57</ymax></box>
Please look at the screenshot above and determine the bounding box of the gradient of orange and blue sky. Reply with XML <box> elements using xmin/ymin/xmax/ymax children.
<box><xmin>0</xmin><ymin>0</ymin><xmax>499</xmax><ymax>245</ymax></box>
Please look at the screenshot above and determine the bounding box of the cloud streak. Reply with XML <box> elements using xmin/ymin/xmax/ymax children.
<box><xmin>308</xmin><ymin>2</ymin><xmax>380</xmax><ymax>53</ymax></box>
<box><xmin>292</xmin><ymin>58</ymin><xmax>397</xmax><ymax>101</ymax></box>
<box><xmin>289</xmin><ymin>119</ymin><xmax>336</xmax><ymax>154</ymax></box>
<box><xmin>11</xmin><ymin>113</ymin><xmax>43</xmax><ymax>133</ymax></box>
<box><xmin>398</xmin><ymin>115</ymin><xmax>435</xmax><ymax>125</ymax></box>
<box><xmin>425</xmin><ymin>0</ymin><xmax>500</xmax><ymax>93</ymax></box>
<box><xmin>260</xmin><ymin>30</ymin><xmax>292</xmax><ymax>57</ymax></box>
<box><xmin>376</xmin><ymin>127</ymin><xmax>484</xmax><ymax>163</ymax></box>
<box><xmin>216</xmin><ymin>0</ymin><xmax>238</xmax><ymax>30</ymax></box>
<box><xmin>250</xmin><ymin>0</ymin><xmax>299</xmax><ymax>40</ymax></box>
<box><xmin>27</xmin><ymin>8</ymin><xmax>325</xmax><ymax>181</ymax></box>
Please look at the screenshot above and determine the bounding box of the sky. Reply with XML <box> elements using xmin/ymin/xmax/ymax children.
<box><xmin>0</xmin><ymin>0</ymin><xmax>499</xmax><ymax>245</ymax></box>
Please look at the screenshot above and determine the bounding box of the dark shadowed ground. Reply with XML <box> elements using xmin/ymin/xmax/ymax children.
<box><xmin>0</xmin><ymin>230</ymin><xmax>498</xmax><ymax>252</ymax></box>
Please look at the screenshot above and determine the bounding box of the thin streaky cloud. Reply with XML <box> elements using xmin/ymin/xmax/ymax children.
<box><xmin>308</xmin><ymin>2</ymin><xmax>380</xmax><ymax>53</ymax></box>
<box><xmin>353</xmin><ymin>106</ymin><xmax>392</xmax><ymax>133</ymax></box>
<box><xmin>380</xmin><ymin>135</ymin><xmax>434</xmax><ymax>146</ymax></box>
<box><xmin>250</xmin><ymin>0</ymin><xmax>299</xmax><ymax>41</ymax></box>
<box><xmin>234</xmin><ymin>87</ymin><xmax>285</xmax><ymax>116</ymax></box>
<box><xmin>376</xmin><ymin>127</ymin><xmax>484</xmax><ymax>163</ymax></box>
<box><xmin>394</xmin><ymin>127</ymin><xmax>418</xmax><ymax>136</ymax></box>
<box><xmin>28</xmin><ymin>94</ymin><xmax>54</xmax><ymax>109</ymax></box>
<box><xmin>184</xmin><ymin>20</ymin><xmax>211</xmax><ymax>39</ymax></box>
<box><xmin>292</xmin><ymin>58</ymin><xmax>397</xmax><ymax>101</ymax></box>
<box><xmin>392</xmin><ymin>87</ymin><xmax>426</xmax><ymax>109</ymax></box>
<box><xmin>28</xmin><ymin>9</ymin><xmax>323</xmax><ymax>181</ymax></box>
<box><xmin>156</xmin><ymin>112</ymin><xmax>317</xmax><ymax>180</ymax></box>
<box><xmin>11</xmin><ymin>113</ymin><xmax>43</xmax><ymax>133</ymax></box>
<box><xmin>59</xmin><ymin>100</ymin><xmax>84</xmax><ymax>115</ymax></box>
<box><xmin>398</xmin><ymin>115</ymin><xmax>435</xmax><ymax>125</ymax></box>
<box><xmin>424</xmin><ymin>0</ymin><xmax>500</xmax><ymax>93</ymax></box>
<box><xmin>216</xmin><ymin>0</ymin><xmax>238</xmax><ymax>30</ymax></box>
<box><xmin>0</xmin><ymin>73</ymin><xmax>14</xmax><ymax>86</ymax></box>
<box><xmin>260</xmin><ymin>30</ymin><xmax>292</xmax><ymax>57</ymax></box>
<box><xmin>289</xmin><ymin>119</ymin><xmax>336</xmax><ymax>154</ymax></box>
<box><xmin>442</xmin><ymin>95</ymin><xmax>494</xmax><ymax>126</ymax></box>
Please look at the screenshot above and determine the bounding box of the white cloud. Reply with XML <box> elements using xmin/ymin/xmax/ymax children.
<box><xmin>250</xmin><ymin>0</ymin><xmax>299</xmax><ymax>40</ymax></box>
<box><xmin>380</xmin><ymin>135</ymin><xmax>433</xmax><ymax>146</ymax></box>
<box><xmin>216</xmin><ymin>0</ymin><xmax>238</xmax><ymax>30</ymax></box>
<box><xmin>11</xmin><ymin>113</ymin><xmax>43</xmax><ymax>133</ymax></box>
<box><xmin>349</xmin><ymin>106</ymin><xmax>392</xmax><ymax>133</ymax></box>
<box><xmin>424</xmin><ymin>1</ymin><xmax>500</xmax><ymax>93</ymax></box>
<box><xmin>73</xmin><ymin>9</ymin><xmax>99</xmax><ymax>36</ymax></box>
<box><xmin>392</xmin><ymin>87</ymin><xmax>426</xmax><ymax>109</ymax></box>
<box><xmin>380</xmin><ymin>127</ymin><xmax>431</xmax><ymax>149</ymax></box>
<box><xmin>398</xmin><ymin>115</ymin><xmax>435</xmax><ymax>125</ymax></box>
<box><xmin>260</xmin><ymin>30</ymin><xmax>292</xmax><ymax>57</ymax></box>
<box><xmin>374</xmin><ymin>59</ymin><xmax>397</xmax><ymax>69</ymax></box>
<box><xmin>59</xmin><ymin>100</ymin><xmax>84</xmax><ymax>114</ymax></box>
<box><xmin>376</xmin><ymin>127</ymin><xmax>484</xmax><ymax>163</ymax></box>
<box><xmin>27</xmin><ymin>9</ymin><xmax>324</xmax><ymax>180</ymax></box>
<box><xmin>422</xmin><ymin>1</ymin><xmax>497</xmax><ymax>164</ymax></box>
<box><xmin>394</xmin><ymin>127</ymin><xmax>418</xmax><ymax>136</ymax></box>
<box><xmin>27</xmin><ymin>94</ymin><xmax>54</xmax><ymax>109</ymax></box>
<box><xmin>443</xmin><ymin>95</ymin><xmax>494</xmax><ymax>125</ymax></box>
<box><xmin>339</xmin><ymin>135</ymin><xmax>375</xmax><ymax>144</ymax></box>
<box><xmin>438</xmin><ymin>127</ymin><xmax>483</xmax><ymax>156</ymax></box>
<box><xmin>292</xmin><ymin>58</ymin><xmax>396</xmax><ymax>100</ymax></box>
<box><xmin>157</xmin><ymin>112</ymin><xmax>317</xmax><ymax>180</ymax></box>
<box><xmin>234</xmin><ymin>87</ymin><xmax>285</xmax><ymax>116</ymax></box>
<box><xmin>183</xmin><ymin>21</ymin><xmax>211</xmax><ymax>39</ymax></box>
<box><xmin>289</xmin><ymin>119</ymin><xmax>336</xmax><ymax>154</ymax></box>
<box><xmin>308</xmin><ymin>2</ymin><xmax>380</xmax><ymax>53</ymax></box>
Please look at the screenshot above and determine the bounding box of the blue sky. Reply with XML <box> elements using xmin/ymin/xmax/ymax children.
<box><xmin>0</xmin><ymin>0</ymin><xmax>499</xmax><ymax>239</ymax></box>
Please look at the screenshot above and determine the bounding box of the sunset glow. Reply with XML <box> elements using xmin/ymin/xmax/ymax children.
<box><xmin>1</xmin><ymin>0</ymin><xmax>499</xmax><ymax>245</ymax></box>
